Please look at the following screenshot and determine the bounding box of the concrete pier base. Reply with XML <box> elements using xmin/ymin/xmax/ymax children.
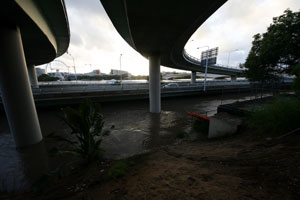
<box><xmin>28</xmin><ymin>64</ymin><xmax>39</xmax><ymax>88</ymax></box>
<box><xmin>0</xmin><ymin>25</ymin><xmax>43</xmax><ymax>148</ymax></box>
<box><xmin>149</xmin><ymin>55</ymin><xmax>161</xmax><ymax>113</ymax></box>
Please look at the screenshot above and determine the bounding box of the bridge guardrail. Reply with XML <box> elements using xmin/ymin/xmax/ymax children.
<box><xmin>182</xmin><ymin>49</ymin><xmax>244</xmax><ymax>73</ymax></box>
<box><xmin>31</xmin><ymin>81</ymin><xmax>252</xmax><ymax>95</ymax></box>
<box><xmin>27</xmin><ymin>80</ymin><xmax>293</xmax><ymax>96</ymax></box>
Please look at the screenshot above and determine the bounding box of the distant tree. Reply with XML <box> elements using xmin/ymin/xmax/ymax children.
<box><xmin>131</xmin><ymin>75</ymin><xmax>148</xmax><ymax>80</ymax></box>
<box><xmin>38</xmin><ymin>74</ymin><xmax>59</xmax><ymax>82</ymax></box>
<box><xmin>244</xmin><ymin>9</ymin><xmax>300</xmax><ymax>82</ymax></box>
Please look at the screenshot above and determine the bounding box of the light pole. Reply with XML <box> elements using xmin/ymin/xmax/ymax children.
<box><xmin>197</xmin><ymin>45</ymin><xmax>209</xmax><ymax>91</ymax></box>
<box><xmin>227</xmin><ymin>49</ymin><xmax>239</xmax><ymax>68</ymax></box>
<box><xmin>67</xmin><ymin>52</ymin><xmax>77</xmax><ymax>80</ymax></box>
<box><xmin>120</xmin><ymin>53</ymin><xmax>123</xmax><ymax>84</ymax></box>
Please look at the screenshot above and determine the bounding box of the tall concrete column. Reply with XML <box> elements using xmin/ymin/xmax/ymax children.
<box><xmin>0</xmin><ymin>25</ymin><xmax>42</xmax><ymax>148</ymax></box>
<box><xmin>28</xmin><ymin>64</ymin><xmax>39</xmax><ymax>88</ymax></box>
<box><xmin>191</xmin><ymin>71</ymin><xmax>196</xmax><ymax>84</ymax></box>
<box><xmin>149</xmin><ymin>55</ymin><xmax>161</xmax><ymax>113</ymax></box>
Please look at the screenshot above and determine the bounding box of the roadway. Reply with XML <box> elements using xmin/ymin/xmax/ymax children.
<box><xmin>29</xmin><ymin>81</ymin><xmax>253</xmax><ymax>107</ymax></box>
<box><xmin>33</xmin><ymin>80</ymin><xmax>250</xmax><ymax>95</ymax></box>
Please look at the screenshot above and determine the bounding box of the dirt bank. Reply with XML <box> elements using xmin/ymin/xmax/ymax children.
<box><xmin>84</xmin><ymin>133</ymin><xmax>300</xmax><ymax>200</ymax></box>
<box><xmin>3</xmin><ymin>131</ymin><xmax>299</xmax><ymax>200</ymax></box>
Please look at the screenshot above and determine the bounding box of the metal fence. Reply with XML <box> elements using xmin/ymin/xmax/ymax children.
<box><xmin>189</xmin><ymin>85</ymin><xmax>293</xmax><ymax>118</ymax></box>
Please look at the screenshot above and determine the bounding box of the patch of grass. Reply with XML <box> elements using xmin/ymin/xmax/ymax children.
<box><xmin>32</xmin><ymin>166</ymin><xmax>67</xmax><ymax>194</ymax></box>
<box><xmin>108</xmin><ymin>159</ymin><xmax>134</xmax><ymax>179</ymax></box>
<box><xmin>107</xmin><ymin>154</ymin><xmax>148</xmax><ymax>180</ymax></box>
<box><xmin>247</xmin><ymin>97</ymin><xmax>300</xmax><ymax>135</ymax></box>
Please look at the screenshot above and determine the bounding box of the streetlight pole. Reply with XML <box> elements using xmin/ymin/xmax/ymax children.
<box><xmin>120</xmin><ymin>53</ymin><xmax>122</xmax><ymax>84</ymax></box>
<box><xmin>197</xmin><ymin>45</ymin><xmax>209</xmax><ymax>91</ymax></box>
<box><xmin>67</xmin><ymin>52</ymin><xmax>77</xmax><ymax>80</ymax></box>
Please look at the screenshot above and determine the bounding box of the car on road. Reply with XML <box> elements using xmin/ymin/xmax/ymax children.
<box><xmin>108</xmin><ymin>79</ymin><xmax>118</xmax><ymax>84</ymax></box>
<box><xmin>65</xmin><ymin>74</ymin><xmax>77</xmax><ymax>81</ymax></box>
<box><xmin>162</xmin><ymin>83</ymin><xmax>179</xmax><ymax>89</ymax></box>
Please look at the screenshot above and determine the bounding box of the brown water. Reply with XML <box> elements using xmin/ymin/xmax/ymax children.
<box><xmin>0</xmin><ymin>93</ymin><xmax>256</xmax><ymax>192</ymax></box>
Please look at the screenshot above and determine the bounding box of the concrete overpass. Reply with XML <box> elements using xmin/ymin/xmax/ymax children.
<box><xmin>100</xmin><ymin>0</ymin><xmax>241</xmax><ymax>113</ymax></box>
<box><xmin>0</xmin><ymin>0</ymin><xmax>70</xmax><ymax>147</ymax></box>
<box><xmin>0</xmin><ymin>0</ymin><xmax>237</xmax><ymax>148</ymax></box>
<box><xmin>183</xmin><ymin>50</ymin><xmax>243</xmax><ymax>76</ymax></box>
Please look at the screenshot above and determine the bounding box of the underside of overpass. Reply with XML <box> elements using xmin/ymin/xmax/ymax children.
<box><xmin>100</xmin><ymin>0</ymin><xmax>239</xmax><ymax>113</ymax></box>
<box><xmin>99</xmin><ymin>0</ymin><xmax>242</xmax><ymax>75</ymax></box>
<box><xmin>0</xmin><ymin>0</ymin><xmax>238</xmax><ymax>147</ymax></box>
<box><xmin>0</xmin><ymin>0</ymin><xmax>70</xmax><ymax>148</ymax></box>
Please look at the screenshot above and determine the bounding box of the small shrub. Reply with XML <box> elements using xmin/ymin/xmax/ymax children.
<box><xmin>108</xmin><ymin>160</ymin><xmax>131</xmax><ymax>179</ymax></box>
<box><xmin>247</xmin><ymin>98</ymin><xmax>300</xmax><ymax>135</ymax></box>
<box><xmin>60</xmin><ymin>100</ymin><xmax>109</xmax><ymax>162</ymax></box>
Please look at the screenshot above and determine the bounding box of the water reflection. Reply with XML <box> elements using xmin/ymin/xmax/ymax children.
<box><xmin>0</xmin><ymin>133</ymin><xmax>27</xmax><ymax>192</ymax></box>
<box><xmin>102</xmin><ymin>110</ymin><xmax>188</xmax><ymax>159</ymax></box>
<box><xmin>0</xmin><ymin>136</ymin><xmax>48</xmax><ymax>192</ymax></box>
<box><xmin>101</xmin><ymin>127</ymin><xmax>148</xmax><ymax>159</ymax></box>
<box><xmin>143</xmin><ymin>113</ymin><xmax>161</xmax><ymax>149</ymax></box>
<box><xmin>18</xmin><ymin>141</ymin><xmax>49</xmax><ymax>189</ymax></box>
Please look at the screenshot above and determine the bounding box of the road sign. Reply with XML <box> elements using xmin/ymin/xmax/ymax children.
<box><xmin>201</xmin><ymin>47</ymin><xmax>219</xmax><ymax>66</ymax></box>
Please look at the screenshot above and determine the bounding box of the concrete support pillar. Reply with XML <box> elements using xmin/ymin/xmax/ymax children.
<box><xmin>149</xmin><ymin>55</ymin><xmax>161</xmax><ymax>113</ymax></box>
<box><xmin>0</xmin><ymin>25</ymin><xmax>42</xmax><ymax>148</ymax></box>
<box><xmin>191</xmin><ymin>71</ymin><xmax>196</xmax><ymax>84</ymax></box>
<box><xmin>231</xmin><ymin>75</ymin><xmax>237</xmax><ymax>81</ymax></box>
<box><xmin>28</xmin><ymin>64</ymin><xmax>39</xmax><ymax>88</ymax></box>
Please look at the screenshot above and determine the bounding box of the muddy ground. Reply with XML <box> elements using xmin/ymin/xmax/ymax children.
<box><xmin>2</xmin><ymin>130</ymin><xmax>300</xmax><ymax>200</ymax></box>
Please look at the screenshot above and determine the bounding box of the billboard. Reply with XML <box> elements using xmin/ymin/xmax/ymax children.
<box><xmin>201</xmin><ymin>47</ymin><xmax>219</xmax><ymax>66</ymax></box>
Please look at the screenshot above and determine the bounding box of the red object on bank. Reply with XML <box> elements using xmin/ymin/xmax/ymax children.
<box><xmin>184</xmin><ymin>110</ymin><xmax>210</xmax><ymax>121</ymax></box>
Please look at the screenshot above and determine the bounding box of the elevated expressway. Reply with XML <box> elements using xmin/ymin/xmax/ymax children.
<box><xmin>0</xmin><ymin>0</ymin><xmax>70</xmax><ymax>147</ymax></box>
<box><xmin>183</xmin><ymin>50</ymin><xmax>243</xmax><ymax>76</ymax></box>
<box><xmin>100</xmin><ymin>0</ymin><xmax>242</xmax><ymax>113</ymax></box>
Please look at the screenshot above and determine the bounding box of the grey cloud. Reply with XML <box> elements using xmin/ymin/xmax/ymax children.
<box><xmin>70</xmin><ymin>31</ymin><xmax>83</xmax><ymax>46</ymax></box>
<box><xmin>65</xmin><ymin>0</ymin><xmax>120</xmax><ymax>52</ymax></box>
<box><xmin>58</xmin><ymin>0</ymin><xmax>300</xmax><ymax>74</ymax></box>
<box><xmin>191</xmin><ymin>0</ymin><xmax>300</xmax><ymax>65</ymax></box>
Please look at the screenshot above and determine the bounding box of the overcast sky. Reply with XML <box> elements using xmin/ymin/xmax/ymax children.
<box><xmin>44</xmin><ymin>0</ymin><xmax>300</xmax><ymax>75</ymax></box>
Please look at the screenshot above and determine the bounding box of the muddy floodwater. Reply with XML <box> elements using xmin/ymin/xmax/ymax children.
<box><xmin>0</xmin><ymin>93</ymin><xmax>258</xmax><ymax>192</ymax></box>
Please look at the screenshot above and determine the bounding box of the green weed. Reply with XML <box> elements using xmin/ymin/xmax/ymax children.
<box><xmin>247</xmin><ymin>98</ymin><xmax>300</xmax><ymax>135</ymax></box>
<box><xmin>108</xmin><ymin>160</ymin><xmax>134</xmax><ymax>179</ymax></box>
<box><xmin>54</xmin><ymin>100</ymin><xmax>110</xmax><ymax>162</ymax></box>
